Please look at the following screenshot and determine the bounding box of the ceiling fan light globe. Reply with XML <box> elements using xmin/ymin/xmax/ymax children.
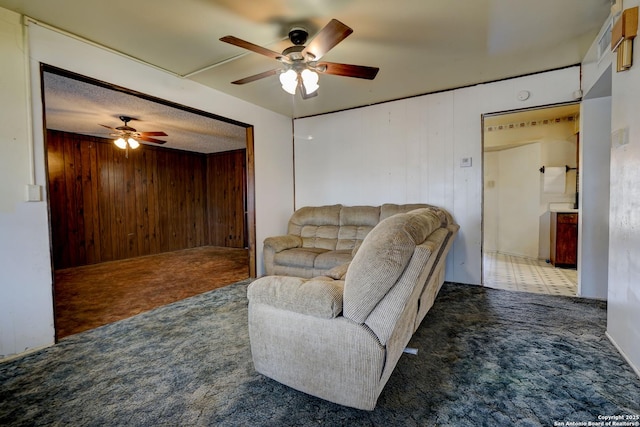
<box><xmin>279</xmin><ymin>69</ymin><xmax>298</xmax><ymax>95</ymax></box>
<box><xmin>114</xmin><ymin>137</ymin><xmax>127</xmax><ymax>149</ymax></box>
<box><xmin>301</xmin><ymin>69</ymin><xmax>319</xmax><ymax>94</ymax></box>
<box><xmin>127</xmin><ymin>138</ymin><xmax>140</xmax><ymax>149</ymax></box>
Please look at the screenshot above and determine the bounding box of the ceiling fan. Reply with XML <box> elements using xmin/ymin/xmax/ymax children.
<box><xmin>220</xmin><ymin>19</ymin><xmax>379</xmax><ymax>99</ymax></box>
<box><xmin>99</xmin><ymin>115</ymin><xmax>168</xmax><ymax>150</ymax></box>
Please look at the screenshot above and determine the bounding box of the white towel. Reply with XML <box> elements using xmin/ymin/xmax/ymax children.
<box><xmin>543</xmin><ymin>167</ymin><xmax>566</xmax><ymax>193</ymax></box>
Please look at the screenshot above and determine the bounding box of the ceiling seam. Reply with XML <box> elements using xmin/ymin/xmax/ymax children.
<box><xmin>23</xmin><ymin>15</ymin><xmax>185</xmax><ymax>80</ymax></box>
<box><xmin>182</xmin><ymin>35</ymin><xmax>289</xmax><ymax>79</ymax></box>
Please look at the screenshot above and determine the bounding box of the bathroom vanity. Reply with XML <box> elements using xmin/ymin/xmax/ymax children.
<box><xmin>550</xmin><ymin>209</ymin><xmax>579</xmax><ymax>269</ymax></box>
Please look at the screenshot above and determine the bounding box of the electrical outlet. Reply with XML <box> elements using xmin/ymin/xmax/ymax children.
<box><xmin>460</xmin><ymin>157</ymin><xmax>472</xmax><ymax>167</ymax></box>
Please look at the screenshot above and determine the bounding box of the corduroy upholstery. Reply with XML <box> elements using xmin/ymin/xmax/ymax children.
<box><xmin>263</xmin><ymin>203</ymin><xmax>448</xmax><ymax>278</ymax></box>
<box><xmin>248</xmin><ymin>206</ymin><xmax>459</xmax><ymax>410</ymax></box>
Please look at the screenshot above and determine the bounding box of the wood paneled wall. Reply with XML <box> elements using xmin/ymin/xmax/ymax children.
<box><xmin>47</xmin><ymin>130</ymin><xmax>246</xmax><ymax>269</ymax></box>
<box><xmin>207</xmin><ymin>149</ymin><xmax>246</xmax><ymax>248</ymax></box>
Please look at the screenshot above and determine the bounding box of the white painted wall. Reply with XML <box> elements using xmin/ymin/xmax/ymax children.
<box><xmin>0</xmin><ymin>12</ymin><xmax>294</xmax><ymax>359</ymax></box>
<box><xmin>484</xmin><ymin>137</ymin><xmax>577</xmax><ymax>260</ymax></box>
<box><xmin>294</xmin><ymin>67</ymin><xmax>581</xmax><ymax>285</ymax></box>
<box><xmin>607</xmin><ymin>0</ymin><xmax>640</xmax><ymax>376</ymax></box>
<box><xmin>496</xmin><ymin>143</ymin><xmax>541</xmax><ymax>258</ymax></box>
<box><xmin>579</xmin><ymin>96</ymin><xmax>611</xmax><ymax>300</ymax></box>
<box><xmin>0</xmin><ymin>8</ymin><xmax>55</xmax><ymax>359</ymax></box>
<box><xmin>576</xmin><ymin>11</ymin><xmax>613</xmax><ymax>303</ymax></box>
<box><xmin>483</xmin><ymin>153</ymin><xmax>499</xmax><ymax>252</ymax></box>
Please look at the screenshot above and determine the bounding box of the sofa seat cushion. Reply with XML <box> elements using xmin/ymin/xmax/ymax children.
<box><xmin>343</xmin><ymin>208</ymin><xmax>444</xmax><ymax>324</ymax></box>
<box><xmin>274</xmin><ymin>247</ymin><xmax>327</xmax><ymax>269</ymax></box>
<box><xmin>248</xmin><ymin>276</ymin><xmax>344</xmax><ymax>319</ymax></box>
<box><xmin>314</xmin><ymin>249</ymin><xmax>353</xmax><ymax>270</ymax></box>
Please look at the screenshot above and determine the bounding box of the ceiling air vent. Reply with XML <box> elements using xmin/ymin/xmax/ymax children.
<box><xmin>597</xmin><ymin>19</ymin><xmax>613</xmax><ymax>62</ymax></box>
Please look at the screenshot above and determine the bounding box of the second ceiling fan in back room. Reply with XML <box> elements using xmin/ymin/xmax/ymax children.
<box><xmin>99</xmin><ymin>115</ymin><xmax>167</xmax><ymax>151</ymax></box>
<box><xmin>220</xmin><ymin>19</ymin><xmax>379</xmax><ymax>99</ymax></box>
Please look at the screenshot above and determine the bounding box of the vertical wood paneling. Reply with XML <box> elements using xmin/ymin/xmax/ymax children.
<box><xmin>245</xmin><ymin>127</ymin><xmax>256</xmax><ymax>278</ymax></box>
<box><xmin>134</xmin><ymin>149</ymin><xmax>147</xmax><ymax>255</ymax></box>
<box><xmin>96</xmin><ymin>140</ymin><xmax>113</xmax><ymax>262</ymax></box>
<box><xmin>61</xmin><ymin>135</ymin><xmax>75</xmax><ymax>267</ymax></box>
<box><xmin>145</xmin><ymin>149</ymin><xmax>159</xmax><ymax>254</ymax></box>
<box><xmin>111</xmin><ymin>147</ymin><xmax>126</xmax><ymax>261</ymax></box>
<box><xmin>124</xmin><ymin>146</ymin><xmax>137</xmax><ymax>258</ymax></box>
<box><xmin>47</xmin><ymin>135</ymin><xmax>67</xmax><ymax>269</ymax></box>
<box><xmin>156</xmin><ymin>150</ymin><xmax>170</xmax><ymax>252</ymax></box>
<box><xmin>194</xmin><ymin>155</ymin><xmax>208</xmax><ymax>246</ymax></box>
<box><xmin>47</xmin><ymin>130</ymin><xmax>230</xmax><ymax>269</ymax></box>
<box><xmin>87</xmin><ymin>140</ymin><xmax>101</xmax><ymax>263</ymax></box>
<box><xmin>207</xmin><ymin>149</ymin><xmax>246</xmax><ymax>248</ymax></box>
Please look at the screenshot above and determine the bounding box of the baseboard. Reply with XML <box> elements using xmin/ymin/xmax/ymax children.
<box><xmin>0</xmin><ymin>343</ymin><xmax>53</xmax><ymax>364</ymax></box>
<box><xmin>606</xmin><ymin>331</ymin><xmax>640</xmax><ymax>379</ymax></box>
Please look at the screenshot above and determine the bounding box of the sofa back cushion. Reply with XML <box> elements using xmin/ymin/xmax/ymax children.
<box><xmin>343</xmin><ymin>208</ymin><xmax>443</xmax><ymax>324</ymax></box>
<box><xmin>286</xmin><ymin>203</ymin><xmax>439</xmax><ymax>252</ymax></box>
<box><xmin>380</xmin><ymin>203</ymin><xmax>432</xmax><ymax>220</ymax></box>
<box><xmin>288</xmin><ymin>205</ymin><xmax>342</xmax><ymax>250</ymax></box>
<box><xmin>336</xmin><ymin>205</ymin><xmax>381</xmax><ymax>250</ymax></box>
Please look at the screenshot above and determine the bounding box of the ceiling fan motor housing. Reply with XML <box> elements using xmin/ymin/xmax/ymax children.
<box><xmin>288</xmin><ymin>27</ymin><xmax>308</xmax><ymax>45</ymax></box>
<box><xmin>117</xmin><ymin>116</ymin><xmax>136</xmax><ymax>132</ymax></box>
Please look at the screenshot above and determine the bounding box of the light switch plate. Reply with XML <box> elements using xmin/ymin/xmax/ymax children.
<box><xmin>26</xmin><ymin>184</ymin><xmax>42</xmax><ymax>202</ymax></box>
<box><xmin>460</xmin><ymin>157</ymin><xmax>472</xmax><ymax>167</ymax></box>
<box><xmin>612</xmin><ymin>127</ymin><xmax>629</xmax><ymax>148</ymax></box>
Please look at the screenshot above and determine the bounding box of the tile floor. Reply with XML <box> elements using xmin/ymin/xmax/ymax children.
<box><xmin>483</xmin><ymin>251</ymin><xmax>577</xmax><ymax>296</ymax></box>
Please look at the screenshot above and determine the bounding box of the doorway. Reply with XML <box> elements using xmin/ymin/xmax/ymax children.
<box><xmin>41</xmin><ymin>65</ymin><xmax>257</xmax><ymax>339</ymax></box>
<box><xmin>482</xmin><ymin>103</ymin><xmax>580</xmax><ymax>296</ymax></box>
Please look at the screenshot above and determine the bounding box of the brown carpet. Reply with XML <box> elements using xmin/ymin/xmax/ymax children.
<box><xmin>54</xmin><ymin>246</ymin><xmax>249</xmax><ymax>339</ymax></box>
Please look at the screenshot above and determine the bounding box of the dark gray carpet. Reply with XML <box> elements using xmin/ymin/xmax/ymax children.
<box><xmin>1</xmin><ymin>281</ymin><xmax>639</xmax><ymax>426</ymax></box>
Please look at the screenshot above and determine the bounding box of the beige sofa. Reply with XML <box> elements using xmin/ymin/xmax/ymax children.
<box><xmin>263</xmin><ymin>203</ymin><xmax>455</xmax><ymax>278</ymax></box>
<box><xmin>248</xmin><ymin>206</ymin><xmax>459</xmax><ymax>410</ymax></box>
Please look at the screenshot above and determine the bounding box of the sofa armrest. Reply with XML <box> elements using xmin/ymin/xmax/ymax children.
<box><xmin>327</xmin><ymin>262</ymin><xmax>350</xmax><ymax>280</ymax></box>
<box><xmin>264</xmin><ymin>234</ymin><xmax>302</xmax><ymax>253</ymax></box>
<box><xmin>247</xmin><ymin>276</ymin><xmax>344</xmax><ymax>319</ymax></box>
<box><xmin>263</xmin><ymin>235</ymin><xmax>303</xmax><ymax>275</ymax></box>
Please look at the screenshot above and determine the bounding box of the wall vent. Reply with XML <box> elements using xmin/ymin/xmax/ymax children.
<box><xmin>598</xmin><ymin>19</ymin><xmax>613</xmax><ymax>62</ymax></box>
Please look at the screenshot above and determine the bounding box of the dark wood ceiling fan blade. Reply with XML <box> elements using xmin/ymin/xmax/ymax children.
<box><xmin>231</xmin><ymin>69</ymin><xmax>279</xmax><ymax>85</ymax></box>
<box><xmin>139</xmin><ymin>131</ymin><xmax>168</xmax><ymax>137</ymax></box>
<box><xmin>317</xmin><ymin>62</ymin><xmax>379</xmax><ymax>80</ymax></box>
<box><xmin>99</xmin><ymin>124</ymin><xmax>117</xmax><ymax>131</ymax></box>
<box><xmin>220</xmin><ymin>35</ymin><xmax>284</xmax><ymax>60</ymax></box>
<box><xmin>302</xmin><ymin>19</ymin><xmax>353</xmax><ymax>60</ymax></box>
<box><xmin>137</xmin><ymin>136</ymin><xmax>166</xmax><ymax>144</ymax></box>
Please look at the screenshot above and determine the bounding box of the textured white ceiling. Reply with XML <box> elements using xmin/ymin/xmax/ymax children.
<box><xmin>43</xmin><ymin>71</ymin><xmax>247</xmax><ymax>154</ymax></box>
<box><xmin>0</xmin><ymin>0</ymin><xmax>612</xmax><ymax>119</ymax></box>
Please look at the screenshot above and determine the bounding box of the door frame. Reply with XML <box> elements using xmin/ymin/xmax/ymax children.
<box><xmin>481</xmin><ymin>101</ymin><xmax>581</xmax><ymax>287</ymax></box>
